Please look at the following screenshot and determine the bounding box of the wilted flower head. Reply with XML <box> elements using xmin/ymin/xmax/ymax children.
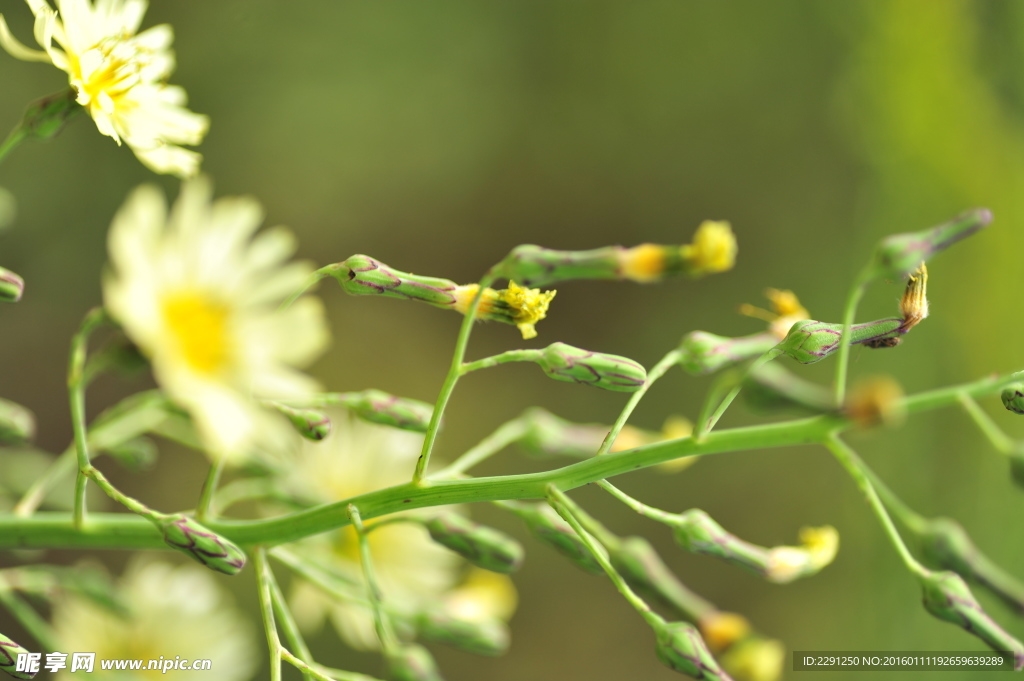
<box><xmin>103</xmin><ymin>177</ymin><xmax>329</xmax><ymax>460</ymax></box>
<box><xmin>0</xmin><ymin>0</ymin><xmax>209</xmax><ymax>176</ymax></box>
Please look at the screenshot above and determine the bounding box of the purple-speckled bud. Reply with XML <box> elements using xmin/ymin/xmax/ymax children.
<box><xmin>272</xmin><ymin>404</ymin><xmax>332</xmax><ymax>441</ymax></box>
<box><xmin>0</xmin><ymin>632</ymin><xmax>36</xmax><ymax>679</ymax></box>
<box><xmin>875</xmin><ymin>209</ymin><xmax>992</xmax><ymax>278</ymax></box>
<box><xmin>537</xmin><ymin>343</ymin><xmax>646</xmax><ymax>392</ymax></box>
<box><xmin>331</xmin><ymin>255</ymin><xmax>459</xmax><ymax>307</ymax></box>
<box><xmin>652</xmin><ymin>620</ymin><xmax>734</xmax><ymax>680</ymax></box>
<box><xmin>0</xmin><ymin>266</ymin><xmax>24</xmax><ymax>303</ymax></box>
<box><xmin>425</xmin><ymin>513</ymin><xmax>524</xmax><ymax>574</ymax></box>
<box><xmin>919</xmin><ymin>570</ymin><xmax>1024</xmax><ymax>670</ymax></box>
<box><xmin>776</xmin><ymin>318</ymin><xmax>904</xmax><ymax>365</ymax></box>
<box><xmin>1001</xmin><ymin>383</ymin><xmax>1024</xmax><ymax>415</ymax></box>
<box><xmin>678</xmin><ymin>331</ymin><xmax>777</xmax><ymax>375</ymax></box>
<box><xmin>157</xmin><ymin>514</ymin><xmax>246</xmax><ymax>576</ymax></box>
<box><xmin>339</xmin><ymin>389</ymin><xmax>434</xmax><ymax>433</ymax></box>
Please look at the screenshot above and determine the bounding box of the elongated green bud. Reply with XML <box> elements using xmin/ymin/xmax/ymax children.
<box><xmin>156</xmin><ymin>514</ymin><xmax>246</xmax><ymax>575</ymax></box>
<box><xmin>386</xmin><ymin>644</ymin><xmax>445</xmax><ymax>681</ymax></box>
<box><xmin>0</xmin><ymin>398</ymin><xmax>35</xmax><ymax>444</ymax></box>
<box><xmin>496</xmin><ymin>221</ymin><xmax>737</xmax><ymax>287</ymax></box>
<box><xmin>537</xmin><ymin>343</ymin><xmax>646</xmax><ymax>392</ymax></box>
<box><xmin>332</xmin><ymin>255</ymin><xmax>460</xmax><ymax>307</ymax></box>
<box><xmin>519</xmin><ymin>407</ymin><xmax>605</xmax><ymax>459</ymax></box>
<box><xmin>670</xmin><ymin>510</ymin><xmax>770</xmax><ymax>576</ymax></box>
<box><xmin>743</xmin><ymin>362</ymin><xmax>834</xmax><ymax>414</ymax></box>
<box><xmin>652</xmin><ymin>620</ymin><xmax>734</xmax><ymax>680</ymax></box>
<box><xmin>271</xmin><ymin>404</ymin><xmax>331</xmax><ymax>441</ymax></box>
<box><xmin>508</xmin><ymin>503</ymin><xmax>602</xmax><ymax>574</ymax></box>
<box><xmin>776</xmin><ymin>318</ymin><xmax>903</xmax><ymax>364</ymax></box>
<box><xmin>20</xmin><ymin>88</ymin><xmax>83</xmax><ymax>142</ymax></box>
<box><xmin>0</xmin><ymin>633</ymin><xmax>36</xmax><ymax>679</ymax></box>
<box><xmin>416</xmin><ymin>611</ymin><xmax>509</xmax><ymax>656</ymax></box>
<box><xmin>874</xmin><ymin>209</ymin><xmax>992</xmax><ymax>278</ymax></box>
<box><xmin>425</xmin><ymin>513</ymin><xmax>524</xmax><ymax>574</ymax></box>
<box><xmin>919</xmin><ymin>518</ymin><xmax>1024</xmax><ymax>614</ymax></box>
<box><xmin>919</xmin><ymin>570</ymin><xmax>1024</xmax><ymax>669</ymax></box>
<box><xmin>678</xmin><ymin>331</ymin><xmax>777</xmax><ymax>376</ymax></box>
<box><xmin>608</xmin><ymin>536</ymin><xmax>719</xmax><ymax>623</ymax></box>
<box><xmin>1001</xmin><ymin>383</ymin><xmax>1024</xmax><ymax>415</ymax></box>
<box><xmin>339</xmin><ymin>390</ymin><xmax>434</xmax><ymax>433</ymax></box>
<box><xmin>0</xmin><ymin>267</ymin><xmax>23</xmax><ymax>303</ymax></box>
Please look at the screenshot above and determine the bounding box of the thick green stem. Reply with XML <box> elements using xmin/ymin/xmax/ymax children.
<box><xmin>412</xmin><ymin>273</ymin><xmax>495</xmax><ymax>484</ymax></box>
<box><xmin>834</xmin><ymin>267</ymin><xmax>873</xmax><ymax>403</ymax></box>
<box><xmin>254</xmin><ymin>547</ymin><xmax>283</xmax><ymax>681</ymax></box>
<box><xmin>824</xmin><ymin>435</ymin><xmax>927</xmax><ymax>577</ymax></box>
<box><xmin>547</xmin><ymin>486</ymin><xmax>661</xmax><ymax>628</ymax></box>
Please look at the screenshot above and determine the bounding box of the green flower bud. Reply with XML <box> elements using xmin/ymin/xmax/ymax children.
<box><xmin>509</xmin><ymin>503</ymin><xmax>602</xmax><ymax>574</ymax></box>
<box><xmin>652</xmin><ymin>620</ymin><xmax>732</xmax><ymax>680</ymax></box>
<box><xmin>0</xmin><ymin>398</ymin><xmax>35</xmax><ymax>445</ymax></box>
<box><xmin>776</xmin><ymin>318</ymin><xmax>903</xmax><ymax>365</ymax></box>
<box><xmin>742</xmin><ymin>362</ymin><xmax>834</xmax><ymax>414</ymax></box>
<box><xmin>519</xmin><ymin>407</ymin><xmax>605</xmax><ymax>459</ymax></box>
<box><xmin>425</xmin><ymin>513</ymin><xmax>524</xmax><ymax>574</ymax></box>
<box><xmin>156</xmin><ymin>514</ymin><xmax>246</xmax><ymax>575</ymax></box>
<box><xmin>874</xmin><ymin>209</ymin><xmax>992</xmax><ymax>278</ymax></box>
<box><xmin>0</xmin><ymin>267</ymin><xmax>24</xmax><ymax>303</ymax></box>
<box><xmin>671</xmin><ymin>509</ymin><xmax>770</xmax><ymax>576</ymax></box>
<box><xmin>1001</xmin><ymin>384</ymin><xmax>1024</xmax><ymax>415</ymax></box>
<box><xmin>537</xmin><ymin>343</ymin><xmax>646</xmax><ymax>392</ymax></box>
<box><xmin>339</xmin><ymin>390</ymin><xmax>434</xmax><ymax>433</ymax></box>
<box><xmin>106</xmin><ymin>436</ymin><xmax>159</xmax><ymax>471</ymax></box>
<box><xmin>919</xmin><ymin>518</ymin><xmax>1024</xmax><ymax>614</ymax></box>
<box><xmin>678</xmin><ymin>331</ymin><xmax>777</xmax><ymax>376</ymax></box>
<box><xmin>416</xmin><ymin>611</ymin><xmax>509</xmax><ymax>656</ymax></box>
<box><xmin>330</xmin><ymin>255</ymin><xmax>460</xmax><ymax>307</ymax></box>
<box><xmin>496</xmin><ymin>244</ymin><xmax>626</xmax><ymax>288</ymax></box>
<box><xmin>919</xmin><ymin>570</ymin><xmax>1024</xmax><ymax>670</ymax></box>
<box><xmin>272</xmin><ymin>404</ymin><xmax>332</xmax><ymax>441</ymax></box>
<box><xmin>20</xmin><ymin>88</ymin><xmax>83</xmax><ymax>141</ymax></box>
<box><xmin>0</xmin><ymin>632</ymin><xmax>36</xmax><ymax>679</ymax></box>
<box><xmin>386</xmin><ymin>644</ymin><xmax>445</xmax><ymax>681</ymax></box>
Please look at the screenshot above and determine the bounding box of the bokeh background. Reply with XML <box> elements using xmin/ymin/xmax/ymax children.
<box><xmin>2</xmin><ymin>1</ymin><xmax>1024</xmax><ymax>679</ymax></box>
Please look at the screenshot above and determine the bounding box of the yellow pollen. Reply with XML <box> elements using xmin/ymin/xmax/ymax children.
<box><xmin>161</xmin><ymin>292</ymin><xmax>231</xmax><ymax>375</ymax></box>
<box><xmin>502</xmin><ymin>281</ymin><xmax>556</xmax><ymax>340</ymax></box>
<box><xmin>71</xmin><ymin>35</ymin><xmax>149</xmax><ymax>110</ymax></box>
<box><xmin>621</xmin><ymin>243</ymin><xmax>666</xmax><ymax>282</ymax></box>
<box><xmin>682</xmin><ymin>220</ymin><xmax>737</xmax><ymax>276</ymax></box>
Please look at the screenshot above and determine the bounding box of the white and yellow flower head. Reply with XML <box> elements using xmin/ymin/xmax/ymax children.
<box><xmin>283</xmin><ymin>413</ymin><xmax>462</xmax><ymax>650</ymax></box>
<box><xmin>103</xmin><ymin>177</ymin><xmax>329</xmax><ymax>461</ymax></box>
<box><xmin>53</xmin><ymin>559</ymin><xmax>257</xmax><ymax>681</ymax></box>
<box><xmin>0</xmin><ymin>0</ymin><xmax>209</xmax><ymax>176</ymax></box>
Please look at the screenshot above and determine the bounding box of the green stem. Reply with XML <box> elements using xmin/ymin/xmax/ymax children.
<box><xmin>597</xmin><ymin>480</ymin><xmax>680</xmax><ymax>525</ymax></box>
<box><xmin>254</xmin><ymin>547</ymin><xmax>283</xmax><ymax>681</ymax></box>
<box><xmin>348</xmin><ymin>504</ymin><xmax>397</xmax><ymax>649</ymax></box>
<box><xmin>0</xmin><ymin>126</ymin><xmax>26</xmax><ymax>166</ymax></box>
<box><xmin>271</xmin><ymin>548</ymin><xmax>370</xmax><ymax>607</ymax></box>
<box><xmin>1</xmin><ymin>370</ymin><xmax>1019</xmax><ymax>552</ymax></box>
<box><xmin>834</xmin><ymin>266</ymin><xmax>874</xmax><ymax>403</ymax></box>
<box><xmin>958</xmin><ymin>393</ymin><xmax>1016</xmax><ymax>455</ymax></box>
<box><xmin>824</xmin><ymin>435</ymin><xmax>927</xmax><ymax>577</ymax></box>
<box><xmin>69</xmin><ymin>308</ymin><xmax>108</xmax><ymax>529</ymax></box>
<box><xmin>697</xmin><ymin>349</ymin><xmax>781</xmax><ymax>439</ymax></box>
<box><xmin>279</xmin><ymin>265</ymin><xmax>334</xmax><ymax>311</ymax></box>
<box><xmin>546</xmin><ymin>485</ymin><xmax>661</xmax><ymax>628</ymax></box>
<box><xmin>412</xmin><ymin>272</ymin><xmax>496</xmax><ymax>483</ymax></box>
<box><xmin>433</xmin><ymin>415</ymin><xmax>531</xmax><ymax>478</ymax></box>
<box><xmin>267</xmin><ymin>563</ymin><xmax>316</xmax><ymax>681</ymax></box>
<box><xmin>216</xmin><ymin>478</ymin><xmax>282</xmax><ymax>513</ymax></box>
<box><xmin>459</xmin><ymin>349</ymin><xmax>542</xmax><ymax>375</ymax></box>
<box><xmin>195</xmin><ymin>455</ymin><xmax>227</xmax><ymax>522</ymax></box>
<box><xmin>0</xmin><ymin>579</ymin><xmax>58</xmax><ymax>650</ymax></box>
<box><xmin>597</xmin><ymin>347</ymin><xmax>683</xmax><ymax>456</ymax></box>
<box><xmin>83</xmin><ymin>466</ymin><xmax>155</xmax><ymax>518</ymax></box>
<box><xmin>854</xmin><ymin>458</ymin><xmax>929</xmax><ymax>535</ymax></box>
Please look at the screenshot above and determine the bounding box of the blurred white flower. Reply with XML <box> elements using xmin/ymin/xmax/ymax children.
<box><xmin>53</xmin><ymin>559</ymin><xmax>257</xmax><ymax>681</ymax></box>
<box><xmin>0</xmin><ymin>0</ymin><xmax>209</xmax><ymax>176</ymax></box>
<box><xmin>284</xmin><ymin>414</ymin><xmax>462</xmax><ymax>650</ymax></box>
<box><xmin>103</xmin><ymin>177</ymin><xmax>329</xmax><ymax>461</ymax></box>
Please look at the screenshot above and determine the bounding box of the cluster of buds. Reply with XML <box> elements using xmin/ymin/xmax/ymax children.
<box><xmin>154</xmin><ymin>514</ymin><xmax>246</xmax><ymax>576</ymax></box>
<box><xmin>494</xmin><ymin>220</ymin><xmax>737</xmax><ymax>288</ymax></box>
<box><xmin>328</xmin><ymin>255</ymin><xmax>556</xmax><ymax>340</ymax></box>
<box><xmin>424</xmin><ymin>513</ymin><xmax>524</xmax><ymax>574</ymax></box>
<box><xmin>670</xmin><ymin>510</ymin><xmax>838</xmax><ymax>584</ymax></box>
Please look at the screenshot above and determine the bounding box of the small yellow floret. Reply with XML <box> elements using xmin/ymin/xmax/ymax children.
<box><xmin>502</xmin><ymin>281</ymin><xmax>556</xmax><ymax>340</ymax></box>
<box><xmin>682</xmin><ymin>220</ymin><xmax>737</xmax><ymax>276</ymax></box>
<box><xmin>721</xmin><ymin>637</ymin><xmax>786</xmax><ymax>681</ymax></box>
<box><xmin>161</xmin><ymin>291</ymin><xmax>231</xmax><ymax>375</ymax></box>
<box><xmin>765</xmin><ymin>525</ymin><xmax>838</xmax><ymax>583</ymax></box>
<box><xmin>699</xmin><ymin>611</ymin><xmax>750</xmax><ymax>652</ymax></box>
<box><xmin>620</xmin><ymin>243</ymin><xmax>667</xmax><ymax>283</ymax></box>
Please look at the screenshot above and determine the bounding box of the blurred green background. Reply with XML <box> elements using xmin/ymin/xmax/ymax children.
<box><xmin>3</xmin><ymin>1</ymin><xmax>1024</xmax><ymax>679</ymax></box>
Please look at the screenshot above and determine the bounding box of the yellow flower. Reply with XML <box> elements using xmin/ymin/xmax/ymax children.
<box><xmin>53</xmin><ymin>559</ymin><xmax>257</xmax><ymax>681</ymax></box>
<box><xmin>765</xmin><ymin>525</ymin><xmax>839</xmax><ymax>583</ymax></box>
<box><xmin>102</xmin><ymin>177</ymin><xmax>328</xmax><ymax>460</ymax></box>
<box><xmin>681</xmin><ymin>220</ymin><xmax>737</xmax><ymax>276</ymax></box>
<box><xmin>452</xmin><ymin>281</ymin><xmax>556</xmax><ymax>339</ymax></box>
<box><xmin>0</xmin><ymin>0</ymin><xmax>209</xmax><ymax>176</ymax></box>
<box><xmin>283</xmin><ymin>413</ymin><xmax>462</xmax><ymax>650</ymax></box>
